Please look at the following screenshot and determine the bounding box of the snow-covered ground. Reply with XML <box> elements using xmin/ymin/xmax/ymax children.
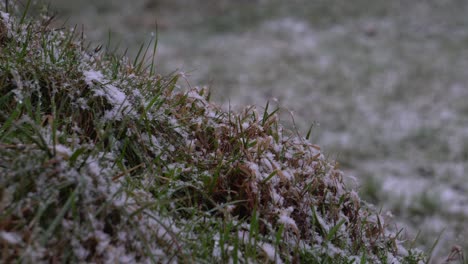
<box><xmin>44</xmin><ymin>0</ymin><xmax>468</xmax><ymax>261</ymax></box>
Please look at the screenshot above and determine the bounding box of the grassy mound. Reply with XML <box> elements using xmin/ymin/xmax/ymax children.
<box><xmin>0</xmin><ymin>3</ymin><xmax>426</xmax><ymax>263</ymax></box>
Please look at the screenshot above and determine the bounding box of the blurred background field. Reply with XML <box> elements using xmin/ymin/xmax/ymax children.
<box><xmin>37</xmin><ymin>0</ymin><xmax>468</xmax><ymax>261</ymax></box>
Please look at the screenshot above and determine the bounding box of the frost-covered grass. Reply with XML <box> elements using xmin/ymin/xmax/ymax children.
<box><xmin>39</xmin><ymin>1</ymin><xmax>468</xmax><ymax>262</ymax></box>
<box><xmin>0</xmin><ymin>2</ymin><xmax>434</xmax><ymax>263</ymax></box>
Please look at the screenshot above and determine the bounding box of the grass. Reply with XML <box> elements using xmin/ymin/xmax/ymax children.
<box><xmin>50</xmin><ymin>1</ymin><xmax>468</xmax><ymax>262</ymax></box>
<box><xmin>0</xmin><ymin>1</ymin><xmax>454</xmax><ymax>263</ymax></box>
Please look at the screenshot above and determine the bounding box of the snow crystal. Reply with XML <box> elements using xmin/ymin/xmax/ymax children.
<box><xmin>0</xmin><ymin>231</ymin><xmax>22</xmax><ymax>245</ymax></box>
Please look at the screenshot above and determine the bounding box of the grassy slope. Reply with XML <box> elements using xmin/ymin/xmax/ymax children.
<box><xmin>0</xmin><ymin>3</ymin><xmax>429</xmax><ymax>263</ymax></box>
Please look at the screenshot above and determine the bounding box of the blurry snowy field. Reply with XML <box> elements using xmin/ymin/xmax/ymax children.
<box><xmin>43</xmin><ymin>0</ymin><xmax>468</xmax><ymax>260</ymax></box>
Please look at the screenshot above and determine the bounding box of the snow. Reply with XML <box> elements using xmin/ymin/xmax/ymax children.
<box><xmin>261</xmin><ymin>243</ymin><xmax>282</xmax><ymax>263</ymax></box>
<box><xmin>396</xmin><ymin>243</ymin><xmax>409</xmax><ymax>257</ymax></box>
<box><xmin>261</xmin><ymin>157</ymin><xmax>273</xmax><ymax>172</ymax></box>
<box><xmin>247</xmin><ymin>161</ymin><xmax>261</xmax><ymax>179</ymax></box>
<box><xmin>187</xmin><ymin>90</ymin><xmax>205</xmax><ymax>101</ymax></box>
<box><xmin>103</xmin><ymin>84</ymin><xmax>128</xmax><ymax>107</ymax></box>
<box><xmin>113</xmin><ymin>192</ymin><xmax>128</xmax><ymax>207</ymax></box>
<box><xmin>83</xmin><ymin>70</ymin><xmax>134</xmax><ymax>120</ymax></box>
<box><xmin>87</xmin><ymin>159</ymin><xmax>102</xmax><ymax>177</ymax></box>
<box><xmin>277</xmin><ymin>207</ymin><xmax>298</xmax><ymax>231</ymax></box>
<box><xmin>212</xmin><ymin>234</ymin><xmax>221</xmax><ymax>258</ymax></box>
<box><xmin>325</xmin><ymin>241</ymin><xmax>344</xmax><ymax>256</ymax></box>
<box><xmin>0</xmin><ymin>231</ymin><xmax>22</xmax><ymax>245</ymax></box>
<box><xmin>0</xmin><ymin>11</ymin><xmax>10</xmax><ymax>22</ymax></box>
<box><xmin>54</xmin><ymin>144</ymin><xmax>73</xmax><ymax>159</ymax></box>
<box><xmin>83</xmin><ymin>70</ymin><xmax>105</xmax><ymax>84</ymax></box>
<box><xmin>281</xmin><ymin>169</ymin><xmax>293</xmax><ymax>181</ymax></box>
<box><xmin>0</xmin><ymin>11</ymin><xmax>12</xmax><ymax>33</ymax></box>
<box><xmin>71</xmin><ymin>238</ymin><xmax>89</xmax><ymax>260</ymax></box>
<box><xmin>271</xmin><ymin>190</ymin><xmax>284</xmax><ymax>205</ymax></box>
<box><xmin>94</xmin><ymin>230</ymin><xmax>111</xmax><ymax>255</ymax></box>
<box><xmin>237</xmin><ymin>230</ymin><xmax>250</xmax><ymax>244</ymax></box>
<box><xmin>386</xmin><ymin>252</ymin><xmax>401</xmax><ymax>264</ymax></box>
